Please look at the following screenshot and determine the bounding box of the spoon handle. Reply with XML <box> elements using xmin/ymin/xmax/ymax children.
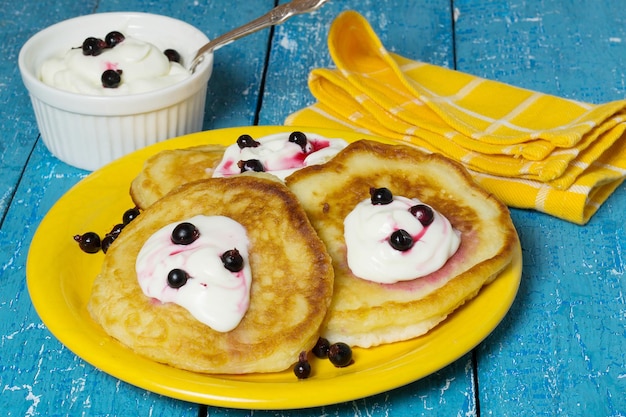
<box><xmin>190</xmin><ymin>0</ymin><xmax>329</xmax><ymax>71</ymax></box>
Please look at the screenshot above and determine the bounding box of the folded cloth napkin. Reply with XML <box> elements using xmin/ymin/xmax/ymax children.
<box><xmin>285</xmin><ymin>10</ymin><xmax>626</xmax><ymax>224</ymax></box>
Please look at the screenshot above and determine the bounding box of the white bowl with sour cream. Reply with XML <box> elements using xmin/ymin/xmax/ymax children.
<box><xmin>18</xmin><ymin>12</ymin><xmax>213</xmax><ymax>171</ymax></box>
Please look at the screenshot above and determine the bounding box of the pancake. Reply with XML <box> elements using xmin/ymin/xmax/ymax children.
<box><xmin>88</xmin><ymin>174</ymin><xmax>334</xmax><ymax>374</ymax></box>
<box><xmin>130</xmin><ymin>144</ymin><xmax>225</xmax><ymax>210</ymax></box>
<box><xmin>285</xmin><ymin>140</ymin><xmax>517</xmax><ymax>348</ymax></box>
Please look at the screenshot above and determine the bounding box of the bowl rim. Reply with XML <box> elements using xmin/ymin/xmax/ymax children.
<box><xmin>18</xmin><ymin>11</ymin><xmax>214</xmax><ymax>116</ymax></box>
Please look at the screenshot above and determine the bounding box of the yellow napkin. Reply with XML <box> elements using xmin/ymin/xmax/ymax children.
<box><xmin>285</xmin><ymin>10</ymin><xmax>626</xmax><ymax>224</ymax></box>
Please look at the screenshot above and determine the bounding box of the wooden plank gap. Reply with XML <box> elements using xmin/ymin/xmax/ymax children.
<box><xmin>0</xmin><ymin>135</ymin><xmax>40</xmax><ymax>228</ymax></box>
<box><xmin>472</xmin><ymin>349</ymin><xmax>482</xmax><ymax>416</ymax></box>
<box><xmin>197</xmin><ymin>404</ymin><xmax>208</xmax><ymax>417</ymax></box>
<box><xmin>450</xmin><ymin>0</ymin><xmax>458</xmax><ymax>70</ymax></box>
<box><xmin>253</xmin><ymin>0</ymin><xmax>281</xmax><ymax>126</ymax></box>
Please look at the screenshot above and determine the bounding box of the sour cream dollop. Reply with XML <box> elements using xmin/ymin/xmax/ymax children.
<box><xmin>212</xmin><ymin>132</ymin><xmax>348</xmax><ymax>180</ymax></box>
<box><xmin>136</xmin><ymin>215</ymin><xmax>251</xmax><ymax>332</ymax></box>
<box><xmin>344</xmin><ymin>195</ymin><xmax>461</xmax><ymax>284</ymax></box>
<box><xmin>40</xmin><ymin>36</ymin><xmax>190</xmax><ymax>95</ymax></box>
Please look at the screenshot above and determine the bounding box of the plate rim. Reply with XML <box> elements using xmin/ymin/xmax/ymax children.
<box><xmin>26</xmin><ymin>125</ymin><xmax>522</xmax><ymax>409</ymax></box>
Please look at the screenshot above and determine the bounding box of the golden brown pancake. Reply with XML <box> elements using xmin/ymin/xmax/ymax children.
<box><xmin>130</xmin><ymin>144</ymin><xmax>225</xmax><ymax>210</ymax></box>
<box><xmin>88</xmin><ymin>174</ymin><xmax>334</xmax><ymax>374</ymax></box>
<box><xmin>285</xmin><ymin>140</ymin><xmax>517</xmax><ymax>348</ymax></box>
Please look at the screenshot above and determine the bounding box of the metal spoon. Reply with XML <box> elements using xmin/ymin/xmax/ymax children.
<box><xmin>189</xmin><ymin>0</ymin><xmax>329</xmax><ymax>72</ymax></box>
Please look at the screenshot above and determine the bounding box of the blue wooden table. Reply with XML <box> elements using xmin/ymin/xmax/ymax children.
<box><xmin>2</xmin><ymin>0</ymin><xmax>625</xmax><ymax>415</ymax></box>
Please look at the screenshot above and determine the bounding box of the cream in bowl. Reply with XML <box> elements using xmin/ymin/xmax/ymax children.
<box><xmin>18</xmin><ymin>12</ymin><xmax>213</xmax><ymax>171</ymax></box>
<box><xmin>40</xmin><ymin>30</ymin><xmax>191</xmax><ymax>95</ymax></box>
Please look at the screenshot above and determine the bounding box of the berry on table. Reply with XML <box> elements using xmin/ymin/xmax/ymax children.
<box><xmin>73</xmin><ymin>208</ymin><xmax>139</xmax><ymax>256</ymax></box>
<box><xmin>312</xmin><ymin>337</ymin><xmax>330</xmax><ymax>359</ymax></box>
<box><xmin>122</xmin><ymin>207</ymin><xmax>140</xmax><ymax>225</ymax></box>
<box><xmin>73</xmin><ymin>232</ymin><xmax>101</xmax><ymax>253</ymax></box>
<box><xmin>101</xmin><ymin>234</ymin><xmax>115</xmax><ymax>254</ymax></box>
<box><xmin>293</xmin><ymin>351</ymin><xmax>311</xmax><ymax>379</ymax></box>
<box><xmin>328</xmin><ymin>342</ymin><xmax>353</xmax><ymax>367</ymax></box>
<box><xmin>108</xmin><ymin>223</ymin><xmax>125</xmax><ymax>238</ymax></box>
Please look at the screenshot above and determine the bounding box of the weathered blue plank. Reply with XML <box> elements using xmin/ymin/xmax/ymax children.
<box><xmin>258</xmin><ymin>0</ymin><xmax>457</xmax><ymax>125</ymax></box>
<box><xmin>0</xmin><ymin>141</ymin><xmax>200</xmax><ymax>416</ymax></box>
<box><xmin>454</xmin><ymin>0</ymin><xmax>626</xmax><ymax>102</ymax></box>
<box><xmin>0</xmin><ymin>0</ymin><xmax>96</xmax><ymax>221</ymax></box>
<box><xmin>453</xmin><ymin>0</ymin><xmax>626</xmax><ymax>415</ymax></box>
<box><xmin>477</xmin><ymin>201</ymin><xmax>626</xmax><ymax>416</ymax></box>
<box><xmin>0</xmin><ymin>0</ymin><xmax>273</xmax><ymax>415</ymax></box>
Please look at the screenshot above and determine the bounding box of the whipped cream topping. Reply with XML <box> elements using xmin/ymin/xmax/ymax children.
<box><xmin>212</xmin><ymin>132</ymin><xmax>348</xmax><ymax>180</ymax></box>
<box><xmin>40</xmin><ymin>36</ymin><xmax>190</xmax><ymax>95</ymax></box>
<box><xmin>344</xmin><ymin>195</ymin><xmax>461</xmax><ymax>284</ymax></box>
<box><xmin>136</xmin><ymin>215</ymin><xmax>251</xmax><ymax>332</ymax></box>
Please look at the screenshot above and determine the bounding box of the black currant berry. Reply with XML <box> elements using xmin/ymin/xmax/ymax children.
<box><xmin>370</xmin><ymin>187</ymin><xmax>393</xmax><ymax>205</ymax></box>
<box><xmin>108</xmin><ymin>223</ymin><xmax>125</xmax><ymax>238</ymax></box>
<box><xmin>409</xmin><ymin>204</ymin><xmax>434</xmax><ymax>226</ymax></box>
<box><xmin>167</xmin><ymin>269</ymin><xmax>189</xmax><ymax>288</ymax></box>
<box><xmin>82</xmin><ymin>37</ymin><xmax>105</xmax><ymax>56</ymax></box>
<box><xmin>105</xmin><ymin>31</ymin><xmax>125</xmax><ymax>47</ymax></box>
<box><xmin>293</xmin><ymin>351</ymin><xmax>311</xmax><ymax>379</ymax></box>
<box><xmin>122</xmin><ymin>207</ymin><xmax>140</xmax><ymax>225</ymax></box>
<box><xmin>312</xmin><ymin>337</ymin><xmax>330</xmax><ymax>359</ymax></box>
<box><xmin>221</xmin><ymin>249</ymin><xmax>244</xmax><ymax>272</ymax></box>
<box><xmin>236</xmin><ymin>134</ymin><xmax>260</xmax><ymax>149</ymax></box>
<box><xmin>238</xmin><ymin>159</ymin><xmax>264</xmax><ymax>173</ymax></box>
<box><xmin>101</xmin><ymin>234</ymin><xmax>115</xmax><ymax>254</ymax></box>
<box><xmin>164</xmin><ymin>49</ymin><xmax>181</xmax><ymax>63</ymax></box>
<box><xmin>171</xmin><ymin>222</ymin><xmax>200</xmax><ymax>245</ymax></box>
<box><xmin>389</xmin><ymin>229</ymin><xmax>414</xmax><ymax>251</ymax></box>
<box><xmin>73</xmin><ymin>232</ymin><xmax>101</xmax><ymax>254</ymax></box>
<box><xmin>288</xmin><ymin>131</ymin><xmax>308</xmax><ymax>152</ymax></box>
<box><xmin>328</xmin><ymin>342</ymin><xmax>353</xmax><ymax>367</ymax></box>
<box><xmin>101</xmin><ymin>69</ymin><xmax>122</xmax><ymax>88</ymax></box>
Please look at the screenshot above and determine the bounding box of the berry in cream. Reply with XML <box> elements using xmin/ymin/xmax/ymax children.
<box><xmin>135</xmin><ymin>215</ymin><xmax>251</xmax><ymax>332</ymax></box>
<box><xmin>39</xmin><ymin>31</ymin><xmax>190</xmax><ymax>95</ymax></box>
<box><xmin>212</xmin><ymin>131</ymin><xmax>348</xmax><ymax>180</ymax></box>
<box><xmin>343</xmin><ymin>187</ymin><xmax>461</xmax><ymax>284</ymax></box>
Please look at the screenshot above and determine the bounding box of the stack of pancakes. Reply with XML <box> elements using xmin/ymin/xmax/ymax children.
<box><xmin>88</xmin><ymin>137</ymin><xmax>518</xmax><ymax>374</ymax></box>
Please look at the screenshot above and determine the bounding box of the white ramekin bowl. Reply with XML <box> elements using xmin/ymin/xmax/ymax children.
<box><xmin>18</xmin><ymin>12</ymin><xmax>213</xmax><ymax>171</ymax></box>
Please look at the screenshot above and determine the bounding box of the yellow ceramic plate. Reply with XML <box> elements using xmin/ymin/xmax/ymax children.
<box><xmin>27</xmin><ymin>126</ymin><xmax>522</xmax><ymax>410</ymax></box>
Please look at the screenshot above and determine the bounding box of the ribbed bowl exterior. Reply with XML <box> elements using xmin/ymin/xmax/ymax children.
<box><xmin>29</xmin><ymin>85</ymin><xmax>208</xmax><ymax>171</ymax></box>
